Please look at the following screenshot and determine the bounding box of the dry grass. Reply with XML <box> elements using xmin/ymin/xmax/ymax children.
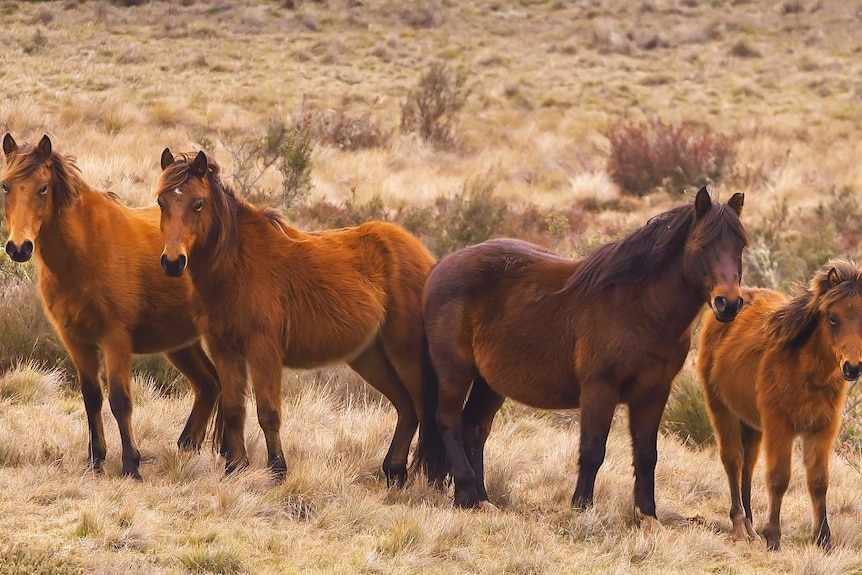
<box><xmin>3</xmin><ymin>1</ymin><xmax>862</xmax><ymax>573</ymax></box>
<box><xmin>1</xmin><ymin>364</ymin><xmax>862</xmax><ymax>574</ymax></box>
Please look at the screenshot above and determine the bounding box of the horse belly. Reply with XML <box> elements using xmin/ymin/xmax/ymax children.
<box><xmin>283</xmin><ymin>322</ymin><xmax>380</xmax><ymax>369</ymax></box>
<box><xmin>478</xmin><ymin>355</ymin><xmax>580</xmax><ymax>409</ymax></box>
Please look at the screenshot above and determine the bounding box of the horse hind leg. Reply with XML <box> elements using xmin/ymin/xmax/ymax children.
<box><xmin>462</xmin><ymin>376</ymin><xmax>505</xmax><ymax>503</ymax></box>
<box><xmin>64</xmin><ymin>338</ymin><xmax>107</xmax><ymax>472</ymax></box>
<box><xmin>740</xmin><ymin>421</ymin><xmax>762</xmax><ymax>541</ymax></box>
<box><xmin>165</xmin><ymin>343</ymin><xmax>220</xmax><ymax>452</ymax></box>
<box><xmin>349</xmin><ymin>340</ymin><xmax>418</xmax><ymax>488</ymax></box>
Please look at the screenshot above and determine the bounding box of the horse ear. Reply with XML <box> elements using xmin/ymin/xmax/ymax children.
<box><xmin>37</xmin><ymin>135</ymin><xmax>52</xmax><ymax>157</ymax></box>
<box><xmin>694</xmin><ymin>186</ymin><xmax>712</xmax><ymax>218</ymax></box>
<box><xmin>192</xmin><ymin>151</ymin><xmax>208</xmax><ymax>178</ymax></box>
<box><xmin>827</xmin><ymin>267</ymin><xmax>842</xmax><ymax>289</ymax></box>
<box><xmin>160</xmin><ymin>148</ymin><xmax>175</xmax><ymax>171</ymax></box>
<box><xmin>2</xmin><ymin>133</ymin><xmax>17</xmax><ymax>157</ymax></box>
<box><xmin>727</xmin><ymin>193</ymin><xmax>744</xmax><ymax>217</ymax></box>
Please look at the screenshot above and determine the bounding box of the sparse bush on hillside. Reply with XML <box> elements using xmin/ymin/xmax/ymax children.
<box><xmin>431</xmin><ymin>172</ymin><xmax>508</xmax><ymax>255</ymax></box>
<box><xmin>400</xmin><ymin>62</ymin><xmax>471</xmax><ymax>148</ymax></box>
<box><xmin>605</xmin><ymin>118</ymin><xmax>736</xmax><ymax>196</ymax></box>
<box><xmin>221</xmin><ymin>118</ymin><xmax>313</xmax><ymax>209</ymax></box>
<box><xmin>744</xmin><ymin>186</ymin><xmax>861</xmax><ymax>291</ymax></box>
<box><xmin>294</xmin><ymin>104</ymin><xmax>390</xmax><ymax>151</ymax></box>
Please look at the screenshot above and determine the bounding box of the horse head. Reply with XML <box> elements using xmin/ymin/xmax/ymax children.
<box><xmin>156</xmin><ymin>149</ymin><xmax>233</xmax><ymax>277</ymax></box>
<box><xmin>684</xmin><ymin>187</ymin><xmax>747</xmax><ymax>323</ymax></box>
<box><xmin>1</xmin><ymin>134</ymin><xmax>71</xmax><ymax>263</ymax></box>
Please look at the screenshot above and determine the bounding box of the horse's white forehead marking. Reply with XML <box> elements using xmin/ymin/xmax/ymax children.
<box><xmin>173</xmin><ymin>188</ymin><xmax>182</xmax><ymax>196</ymax></box>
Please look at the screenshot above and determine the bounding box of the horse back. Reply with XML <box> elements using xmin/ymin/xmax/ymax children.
<box><xmin>697</xmin><ymin>287</ymin><xmax>786</xmax><ymax>429</ymax></box>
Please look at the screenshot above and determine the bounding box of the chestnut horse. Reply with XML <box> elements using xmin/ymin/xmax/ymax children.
<box><xmin>1</xmin><ymin>134</ymin><xmax>220</xmax><ymax>479</ymax></box>
<box><xmin>155</xmin><ymin>149</ymin><xmax>443</xmax><ymax>485</ymax></box>
<box><xmin>698</xmin><ymin>261</ymin><xmax>862</xmax><ymax>551</ymax></box>
<box><xmin>423</xmin><ymin>187</ymin><xmax>747</xmax><ymax>519</ymax></box>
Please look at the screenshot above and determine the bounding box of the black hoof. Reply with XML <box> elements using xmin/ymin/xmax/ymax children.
<box><xmin>224</xmin><ymin>458</ymin><xmax>250</xmax><ymax>477</ymax></box>
<box><xmin>454</xmin><ymin>487</ymin><xmax>480</xmax><ymax>509</ymax></box>
<box><xmin>122</xmin><ymin>469</ymin><xmax>143</xmax><ymax>481</ymax></box>
<box><xmin>571</xmin><ymin>494</ymin><xmax>593</xmax><ymax>511</ymax></box>
<box><xmin>176</xmin><ymin>435</ymin><xmax>202</xmax><ymax>453</ymax></box>
<box><xmin>268</xmin><ymin>456</ymin><xmax>287</xmax><ymax>480</ymax></box>
<box><xmin>385</xmin><ymin>466</ymin><xmax>408</xmax><ymax>488</ymax></box>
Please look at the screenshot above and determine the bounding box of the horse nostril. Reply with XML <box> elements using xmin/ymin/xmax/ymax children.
<box><xmin>735</xmin><ymin>297</ymin><xmax>744</xmax><ymax>313</ymax></box>
<box><xmin>160</xmin><ymin>253</ymin><xmax>187</xmax><ymax>277</ymax></box>
<box><xmin>4</xmin><ymin>241</ymin><xmax>15</xmax><ymax>258</ymax></box>
<box><xmin>842</xmin><ymin>362</ymin><xmax>862</xmax><ymax>381</ymax></box>
<box><xmin>178</xmin><ymin>253</ymin><xmax>187</xmax><ymax>270</ymax></box>
<box><xmin>20</xmin><ymin>240</ymin><xmax>33</xmax><ymax>259</ymax></box>
<box><xmin>713</xmin><ymin>296</ymin><xmax>727</xmax><ymax>313</ymax></box>
<box><xmin>159</xmin><ymin>254</ymin><xmax>169</xmax><ymax>273</ymax></box>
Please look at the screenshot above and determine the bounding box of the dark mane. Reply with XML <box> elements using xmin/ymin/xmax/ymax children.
<box><xmin>768</xmin><ymin>260</ymin><xmax>862</xmax><ymax>349</ymax></box>
<box><xmin>562</xmin><ymin>199</ymin><xmax>748</xmax><ymax>295</ymax></box>
<box><xmin>2</xmin><ymin>142</ymin><xmax>83</xmax><ymax>208</ymax></box>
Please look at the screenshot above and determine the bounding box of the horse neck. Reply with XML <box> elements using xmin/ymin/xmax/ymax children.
<box><xmin>187</xmin><ymin>213</ymin><xmax>242</xmax><ymax>296</ymax></box>
<box><xmin>799</xmin><ymin>324</ymin><xmax>844</xmax><ymax>384</ymax></box>
<box><xmin>35</xmin><ymin>186</ymin><xmax>101</xmax><ymax>278</ymax></box>
<box><xmin>638</xmin><ymin>249</ymin><xmax>707</xmax><ymax>336</ymax></box>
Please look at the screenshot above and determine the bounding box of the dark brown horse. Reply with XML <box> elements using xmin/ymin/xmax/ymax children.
<box><xmin>422</xmin><ymin>187</ymin><xmax>747</xmax><ymax>521</ymax></box>
<box><xmin>1</xmin><ymin>134</ymin><xmax>220</xmax><ymax>479</ymax></box>
<box><xmin>154</xmin><ymin>150</ymin><xmax>444</xmax><ymax>485</ymax></box>
<box><xmin>699</xmin><ymin>261</ymin><xmax>862</xmax><ymax>551</ymax></box>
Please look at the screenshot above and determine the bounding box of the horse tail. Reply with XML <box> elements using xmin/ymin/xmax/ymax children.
<box><xmin>410</xmin><ymin>328</ymin><xmax>449</xmax><ymax>485</ymax></box>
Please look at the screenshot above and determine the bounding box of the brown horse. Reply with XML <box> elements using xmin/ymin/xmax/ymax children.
<box><xmin>422</xmin><ymin>187</ymin><xmax>747</xmax><ymax>519</ymax></box>
<box><xmin>698</xmin><ymin>261</ymin><xmax>862</xmax><ymax>551</ymax></box>
<box><xmin>154</xmin><ymin>149</ymin><xmax>443</xmax><ymax>485</ymax></box>
<box><xmin>1</xmin><ymin>134</ymin><xmax>221</xmax><ymax>479</ymax></box>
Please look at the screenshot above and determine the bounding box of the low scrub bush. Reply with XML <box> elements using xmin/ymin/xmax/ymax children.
<box><xmin>662</xmin><ymin>370</ymin><xmax>714</xmax><ymax>448</ymax></box>
<box><xmin>295</xmin><ymin>105</ymin><xmax>390</xmax><ymax>151</ymax></box>
<box><xmin>400</xmin><ymin>62</ymin><xmax>471</xmax><ymax>148</ymax></box>
<box><xmin>605</xmin><ymin>117</ymin><xmax>736</xmax><ymax>196</ymax></box>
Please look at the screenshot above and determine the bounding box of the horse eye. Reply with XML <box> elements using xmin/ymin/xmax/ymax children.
<box><xmin>1</xmin><ymin>183</ymin><xmax>8</xmax><ymax>194</ymax></box>
<box><xmin>193</xmin><ymin>200</ymin><xmax>204</xmax><ymax>212</ymax></box>
<box><xmin>37</xmin><ymin>184</ymin><xmax>48</xmax><ymax>196</ymax></box>
<box><xmin>828</xmin><ymin>314</ymin><xmax>839</xmax><ymax>326</ymax></box>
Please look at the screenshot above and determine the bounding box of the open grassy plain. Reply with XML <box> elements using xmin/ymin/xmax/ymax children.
<box><xmin>2</xmin><ymin>0</ymin><xmax>862</xmax><ymax>573</ymax></box>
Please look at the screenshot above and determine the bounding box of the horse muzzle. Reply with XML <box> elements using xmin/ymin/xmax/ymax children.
<box><xmin>711</xmin><ymin>295</ymin><xmax>744</xmax><ymax>323</ymax></box>
<box><xmin>842</xmin><ymin>360</ymin><xmax>862</xmax><ymax>382</ymax></box>
<box><xmin>5</xmin><ymin>239</ymin><xmax>34</xmax><ymax>263</ymax></box>
<box><xmin>160</xmin><ymin>253</ymin><xmax>187</xmax><ymax>277</ymax></box>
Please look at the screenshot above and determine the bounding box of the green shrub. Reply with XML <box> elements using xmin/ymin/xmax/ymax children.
<box><xmin>400</xmin><ymin>62</ymin><xmax>471</xmax><ymax>148</ymax></box>
<box><xmin>661</xmin><ymin>370</ymin><xmax>714</xmax><ymax>448</ymax></box>
<box><xmin>605</xmin><ymin>117</ymin><xmax>736</xmax><ymax>196</ymax></box>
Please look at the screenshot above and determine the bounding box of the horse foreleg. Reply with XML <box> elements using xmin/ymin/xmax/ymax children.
<box><xmin>762</xmin><ymin>415</ymin><xmax>794</xmax><ymax>551</ymax></box>
<box><xmin>210</xmin><ymin>344</ymin><xmax>249</xmax><ymax>475</ymax></box>
<box><xmin>166</xmin><ymin>343</ymin><xmax>221</xmax><ymax>452</ymax></box>
<box><xmin>627</xmin><ymin>382</ymin><xmax>671</xmax><ymax>522</ymax></box>
<box><xmin>102</xmin><ymin>337</ymin><xmax>141</xmax><ymax>479</ymax></box>
<box><xmin>64</xmin><ymin>338</ymin><xmax>106</xmax><ymax>472</ymax></box>
<box><xmin>572</xmin><ymin>383</ymin><xmax>619</xmax><ymax>510</ymax></box>
<box><xmin>803</xmin><ymin>429</ymin><xmax>837</xmax><ymax>550</ymax></box>
<box><xmin>740</xmin><ymin>422</ymin><xmax>762</xmax><ymax>541</ymax></box>
<box><xmin>349</xmin><ymin>342</ymin><xmax>418</xmax><ymax>487</ymax></box>
<box><xmin>704</xmin><ymin>390</ymin><xmax>750</xmax><ymax>541</ymax></box>
<box><xmin>462</xmin><ymin>376</ymin><xmax>505</xmax><ymax>502</ymax></box>
<box><xmin>247</xmin><ymin>346</ymin><xmax>286</xmax><ymax>480</ymax></box>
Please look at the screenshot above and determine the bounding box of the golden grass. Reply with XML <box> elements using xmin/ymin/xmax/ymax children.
<box><xmin>1</xmin><ymin>364</ymin><xmax>862</xmax><ymax>574</ymax></box>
